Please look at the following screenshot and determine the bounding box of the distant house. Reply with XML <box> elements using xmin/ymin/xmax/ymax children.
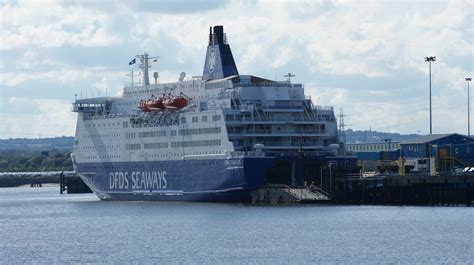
<box><xmin>400</xmin><ymin>133</ymin><xmax>474</xmax><ymax>158</ymax></box>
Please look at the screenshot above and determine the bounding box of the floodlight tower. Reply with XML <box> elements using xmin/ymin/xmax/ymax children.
<box><xmin>425</xmin><ymin>56</ymin><xmax>436</xmax><ymax>134</ymax></box>
<box><xmin>467</xmin><ymin>77</ymin><xmax>472</xmax><ymax>136</ymax></box>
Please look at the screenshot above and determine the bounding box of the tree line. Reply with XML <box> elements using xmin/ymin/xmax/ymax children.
<box><xmin>0</xmin><ymin>149</ymin><xmax>73</xmax><ymax>172</ymax></box>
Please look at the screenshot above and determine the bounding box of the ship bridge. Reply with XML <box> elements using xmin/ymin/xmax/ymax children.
<box><xmin>72</xmin><ymin>97</ymin><xmax>115</xmax><ymax>114</ymax></box>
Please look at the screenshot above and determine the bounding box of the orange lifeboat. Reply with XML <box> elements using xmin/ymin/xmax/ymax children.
<box><xmin>145</xmin><ymin>98</ymin><xmax>165</xmax><ymax>111</ymax></box>
<box><xmin>163</xmin><ymin>96</ymin><xmax>188</xmax><ymax>110</ymax></box>
<box><xmin>137</xmin><ymin>101</ymin><xmax>150</xmax><ymax>112</ymax></box>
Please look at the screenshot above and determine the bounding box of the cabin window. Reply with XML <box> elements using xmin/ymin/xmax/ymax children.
<box><xmin>212</xmin><ymin>114</ymin><xmax>221</xmax><ymax>121</ymax></box>
<box><xmin>125</xmin><ymin>144</ymin><xmax>141</xmax><ymax>150</ymax></box>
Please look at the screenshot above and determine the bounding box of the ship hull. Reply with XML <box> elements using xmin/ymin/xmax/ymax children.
<box><xmin>74</xmin><ymin>157</ymin><xmax>274</xmax><ymax>202</ymax></box>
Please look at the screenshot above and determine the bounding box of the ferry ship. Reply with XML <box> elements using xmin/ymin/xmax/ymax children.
<box><xmin>71</xmin><ymin>25</ymin><xmax>348</xmax><ymax>202</ymax></box>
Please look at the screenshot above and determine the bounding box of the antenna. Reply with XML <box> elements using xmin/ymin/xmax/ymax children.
<box><xmin>125</xmin><ymin>69</ymin><xmax>140</xmax><ymax>87</ymax></box>
<box><xmin>284</xmin><ymin>73</ymin><xmax>295</xmax><ymax>82</ymax></box>
<box><xmin>133</xmin><ymin>53</ymin><xmax>159</xmax><ymax>86</ymax></box>
<box><xmin>338</xmin><ymin>108</ymin><xmax>347</xmax><ymax>146</ymax></box>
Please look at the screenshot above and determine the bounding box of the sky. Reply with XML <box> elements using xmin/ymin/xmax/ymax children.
<box><xmin>0</xmin><ymin>0</ymin><xmax>473</xmax><ymax>139</ymax></box>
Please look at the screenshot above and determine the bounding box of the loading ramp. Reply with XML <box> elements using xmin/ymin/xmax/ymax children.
<box><xmin>250</xmin><ymin>184</ymin><xmax>331</xmax><ymax>204</ymax></box>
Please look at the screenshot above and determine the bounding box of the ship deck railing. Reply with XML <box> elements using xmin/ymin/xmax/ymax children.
<box><xmin>263</xmin><ymin>150</ymin><xmax>329</xmax><ymax>157</ymax></box>
<box><xmin>249</xmin><ymin>142</ymin><xmax>326</xmax><ymax>148</ymax></box>
<box><xmin>231</xmin><ymin>129</ymin><xmax>326</xmax><ymax>134</ymax></box>
<box><xmin>229</xmin><ymin>132</ymin><xmax>329</xmax><ymax>137</ymax></box>
<box><xmin>225</xmin><ymin>116</ymin><xmax>334</xmax><ymax>123</ymax></box>
<box><xmin>237</xmin><ymin>104</ymin><xmax>333</xmax><ymax>112</ymax></box>
<box><xmin>235</xmin><ymin>83</ymin><xmax>303</xmax><ymax>88</ymax></box>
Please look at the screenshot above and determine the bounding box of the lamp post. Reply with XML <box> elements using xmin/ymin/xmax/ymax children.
<box><xmin>467</xmin><ymin>77</ymin><xmax>472</xmax><ymax>136</ymax></box>
<box><xmin>425</xmin><ymin>56</ymin><xmax>436</xmax><ymax>134</ymax></box>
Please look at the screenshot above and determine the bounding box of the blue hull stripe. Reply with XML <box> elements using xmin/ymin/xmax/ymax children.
<box><xmin>74</xmin><ymin>157</ymin><xmax>273</xmax><ymax>202</ymax></box>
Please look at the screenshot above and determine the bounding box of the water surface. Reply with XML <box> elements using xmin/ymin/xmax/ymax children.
<box><xmin>1</xmin><ymin>187</ymin><xmax>472</xmax><ymax>263</ymax></box>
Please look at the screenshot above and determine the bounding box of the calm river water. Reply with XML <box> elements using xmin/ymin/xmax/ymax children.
<box><xmin>0</xmin><ymin>187</ymin><xmax>472</xmax><ymax>263</ymax></box>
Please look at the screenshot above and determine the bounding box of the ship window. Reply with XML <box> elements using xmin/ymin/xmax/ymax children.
<box><xmin>212</xmin><ymin>115</ymin><xmax>221</xmax><ymax>121</ymax></box>
<box><xmin>181</xmin><ymin>117</ymin><xmax>186</xmax><ymax>123</ymax></box>
<box><xmin>192</xmin><ymin>117</ymin><xmax>198</xmax><ymax>123</ymax></box>
<box><xmin>202</xmin><ymin>116</ymin><xmax>207</xmax><ymax>122</ymax></box>
<box><xmin>144</xmin><ymin>142</ymin><xmax>169</xmax><ymax>149</ymax></box>
<box><xmin>126</xmin><ymin>144</ymin><xmax>141</xmax><ymax>150</ymax></box>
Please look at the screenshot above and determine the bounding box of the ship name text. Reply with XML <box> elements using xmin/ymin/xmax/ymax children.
<box><xmin>109</xmin><ymin>171</ymin><xmax>168</xmax><ymax>190</ymax></box>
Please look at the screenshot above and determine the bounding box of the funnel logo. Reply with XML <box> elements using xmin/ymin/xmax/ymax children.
<box><xmin>208</xmin><ymin>48</ymin><xmax>216</xmax><ymax>73</ymax></box>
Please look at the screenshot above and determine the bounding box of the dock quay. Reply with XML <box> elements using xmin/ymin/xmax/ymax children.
<box><xmin>333</xmin><ymin>173</ymin><xmax>474</xmax><ymax>206</ymax></box>
<box><xmin>1</xmin><ymin>170</ymin><xmax>473</xmax><ymax>206</ymax></box>
<box><xmin>251</xmin><ymin>184</ymin><xmax>331</xmax><ymax>205</ymax></box>
<box><xmin>0</xmin><ymin>171</ymin><xmax>92</xmax><ymax>194</ymax></box>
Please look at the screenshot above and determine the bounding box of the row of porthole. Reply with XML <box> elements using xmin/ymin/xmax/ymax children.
<box><xmin>81</xmin><ymin>156</ymin><xmax>120</xmax><ymax>160</ymax></box>
<box><xmin>83</xmin><ymin>145</ymin><xmax>119</xmax><ymax>150</ymax></box>
<box><xmin>85</xmin><ymin>122</ymin><xmax>120</xmax><ymax>127</ymax></box>
<box><xmin>83</xmin><ymin>133</ymin><xmax>121</xmax><ymax>139</ymax></box>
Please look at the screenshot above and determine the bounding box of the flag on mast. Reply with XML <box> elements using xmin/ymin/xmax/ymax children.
<box><xmin>129</xmin><ymin>58</ymin><xmax>136</xmax><ymax>65</ymax></box>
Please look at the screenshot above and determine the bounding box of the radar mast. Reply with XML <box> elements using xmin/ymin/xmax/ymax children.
<box><xmin>133</xmin><ymin>53</ymin><xmax>159</xmax><ymax>86</ymax></box>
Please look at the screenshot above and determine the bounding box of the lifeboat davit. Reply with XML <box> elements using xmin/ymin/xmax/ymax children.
<box><xmin>163</xmin><ymin>96</ymin><xmax>188</xmax><ymax>110</ymax></box>
<box><xmin>137</xmin><ymin>101</ymin><xmax>150</xmax><ymax>112</ymax></box>
<box><xmin>145</xmin><ymin>98</ymin><xmax>165</xmax><ymax>111</ymax></box>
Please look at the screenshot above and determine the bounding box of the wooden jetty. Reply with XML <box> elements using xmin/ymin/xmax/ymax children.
<box><xmin>0</xmin><ymin>171</ymin><xmax>92</xmax><ymax>194</ymax></box>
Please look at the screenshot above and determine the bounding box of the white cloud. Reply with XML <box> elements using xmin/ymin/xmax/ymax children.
<box><xmin>0</xmin><ymin>0</ymin><xmax>473</xmax><ymax>138</ymax></box>
<box><xmin>0</xmin><ymin>97</ymin><xmax>76</xmax><ymax>138</ymax></box>
<box><xmin>2</xmin><ymin>68</ymin><xmax>92</xmax><ymax>86</ymax></box>
<box><xmin>0</xmin><ymin>0</ymin><xmax>120</xmax><ymax>50</ymax></box>
<box><xmin>306</xmin><ymin>85</ymin><xmax>348</xmax><ymax>108</ymax></box>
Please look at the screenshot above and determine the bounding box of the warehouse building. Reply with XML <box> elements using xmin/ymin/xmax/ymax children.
<box><xmin>400</xmin><ymin>133</ymin><xmax>474</xmax><ymax>173</ymax></box>
<box><xmin>400</xmin><ymin>133</ymin><xmax>474</xmax><ymax>158</ymax></box>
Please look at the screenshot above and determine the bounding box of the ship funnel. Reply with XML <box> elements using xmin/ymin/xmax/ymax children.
<box><xmin>202</xmin><ymin>25</ymin><xmax>239</xmax><ymax>80</ymax></box>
